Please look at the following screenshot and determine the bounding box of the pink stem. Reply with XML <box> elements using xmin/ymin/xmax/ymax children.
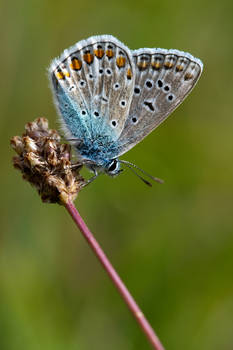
<box><xmin>65</xmin><ymin>200</ymin><xmax>165</xmax><ymax>350</ymax></box>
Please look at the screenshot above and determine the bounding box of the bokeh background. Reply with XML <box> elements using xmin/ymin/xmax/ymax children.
<box><xmin>1</xmin><ymin>0</ymin><xmax>233</xmax><ymax>349</ymax></box>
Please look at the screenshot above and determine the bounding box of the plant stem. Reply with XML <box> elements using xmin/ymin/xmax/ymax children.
<box><xmin>65</xmin><ymin>200</ymin><xmax>165</xmax><ymax>350</ymax></box>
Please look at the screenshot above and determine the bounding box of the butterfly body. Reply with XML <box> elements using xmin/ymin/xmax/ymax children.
<box><xmin>49</xmin><ymin>35</ymin><xmax>203</xmax><ymax>178</ymax></box>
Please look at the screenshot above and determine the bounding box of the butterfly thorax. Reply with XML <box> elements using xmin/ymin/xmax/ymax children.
<box><xmin>75</xmin><ymin>136</ymin><xmax>121</xmax><ymax>175</ymax></box>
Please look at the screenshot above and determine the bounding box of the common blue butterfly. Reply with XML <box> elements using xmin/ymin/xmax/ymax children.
<box><xmin>49</xmin><ymin>35</ymin><xmax>203</xmax><ymax>184</ymax></box>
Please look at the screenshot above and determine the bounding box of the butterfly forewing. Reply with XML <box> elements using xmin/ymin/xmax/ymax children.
<box><xmin>49</xmin><ymin>35</ymin><xmax>135</xmax><ymax>141</ymax></box>
<box><xmin>117</xmin><ymin>48</ymin><xmax>203</xmax><ymax>156</ymax></box>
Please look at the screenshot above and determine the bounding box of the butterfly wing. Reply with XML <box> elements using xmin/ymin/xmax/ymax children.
<box><xmin>49</xmin><ymin>35</ymin><xmax>135</xmax><ymax>144</ymax></box>
<box><xmin>116</xmin><ymin>48</ymin><xmax>203</xmax><ymax>156</ymax></box>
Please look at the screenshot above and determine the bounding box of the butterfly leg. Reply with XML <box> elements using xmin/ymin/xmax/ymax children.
<box><xmin>70</xmin><ymin>162</ymin><xmax>83</xmax><ymax>171</ymax></box>
<box><xmin>81</xmin><ymin>169</ymin><xmax>99</xmax><ymax>188</ymax></box>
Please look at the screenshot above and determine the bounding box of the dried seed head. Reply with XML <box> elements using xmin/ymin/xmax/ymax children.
<box><xmin>10</xmin><ymin>117</ymin><xmax>84</xmax><ymax>204</ymax></box>
<box><xmin>10</xmin><ymin>136</ymin><xmax>25</xmax><ymax>155</ymax></box>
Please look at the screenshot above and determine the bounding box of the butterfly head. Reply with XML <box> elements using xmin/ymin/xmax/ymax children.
<box><xmin>82</xmin><ymin>157</ymin><xmax>122</xmax><ymax>177</ymax></box>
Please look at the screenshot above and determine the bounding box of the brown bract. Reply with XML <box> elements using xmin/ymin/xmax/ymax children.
<box><xmin>10</xmin><ymin>118</ymin><xmax>84</xmax><ymax>204</ymax></box>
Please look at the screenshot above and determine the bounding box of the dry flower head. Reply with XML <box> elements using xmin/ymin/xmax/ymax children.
<box><xmin>10</xmin><ymin>118</ymin><xmax>84</xmax><ymax>204</ymax></box>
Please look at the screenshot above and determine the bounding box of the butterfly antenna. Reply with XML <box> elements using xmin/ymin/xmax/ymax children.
<box><xmin>121</xmin><ymin>162</ymin><xmax>152</xmax><ymax>187</ymax></box>
<box><xmin>119</xmin><ymin>160</ymin><xmax>164</xmax><ymax>184</ymax></box>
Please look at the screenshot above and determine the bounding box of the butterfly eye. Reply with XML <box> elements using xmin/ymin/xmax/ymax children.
<box><xmin>108</xmin><ymin>160</ymin><xmax>118</xmax><ymax>173</ymax></box>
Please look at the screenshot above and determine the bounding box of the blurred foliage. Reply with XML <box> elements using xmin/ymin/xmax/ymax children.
<box><xmin>1</xmin><ymin>0</ymin><xmax>233</xmax><ymax>349</ymax></box>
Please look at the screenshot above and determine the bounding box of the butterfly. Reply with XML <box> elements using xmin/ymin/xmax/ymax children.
<box><xmin>48</xmin><ymin>35</ymin><xmax>203</xmax><ymax>185</ymax></box>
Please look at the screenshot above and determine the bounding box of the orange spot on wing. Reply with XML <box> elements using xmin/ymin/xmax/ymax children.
<box><xmin>116</xmin><ymin>56</ymin><xmax>126</xmax><ymax>68</ymax></box>
<box><xmin>56</xmin><ymin>71</ymin><xmax>65</xmax><ymax>80</ymax></box>
<box><xmin>176</xmin><ymin>65</ymin><xmax>184</xmax><ymax>72</ymax></box>
<box><xmin>94</xmin><ymin>49</ymin><xmax>104</xmax><ymax>59</ymax></box>
<box><xmin>164</xmin><ymin>62</ymin><xmax>174</xmax><ymax>69</ymax></box>
<box><xmin>137</xmin><ymin>61</ymin><xmax>148</xmax><ymax>71</ymax></box>
<box><xmin>127</xmin><ymin>68</ymin><xmax>132</xmax><ymax>79</ymax></box>
<box><xmin>65</xmin><ymin>72</ymin><xmax>70</xmax><ymax>77</ymax></box>
<box><xmin>83</xmin><ymin>52</ymin><xmax>94</xmax><ymax>64</ymax></box>
<box><xmin>184</xmin><ymin>72</ymin><xmax>193</xmax><ymax>80</ymax></box>
<box><xmin>106</xmin><ymin>49</ymin><xmax>114</xmax><ymax>58</ymax></box>
<box><xmin>151</xmin><ymin>62</ymin><xmax>161</xmax><ymax>70</ymax></box>
<box><xmin>70</xmin><ymin>58</ymin><xmax>82</xmax><ymax>70</ymax></box>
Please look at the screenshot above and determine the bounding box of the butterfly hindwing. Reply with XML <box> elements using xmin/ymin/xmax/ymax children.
<box><xmin>117</xmin><ymin>48</ymin><xmax>203</xmax><ymax>156</ymax></box>
<box><xmin>49</xmin><ymin>35</ymin><xmax>135</xmax><ymax>142</ymax></box>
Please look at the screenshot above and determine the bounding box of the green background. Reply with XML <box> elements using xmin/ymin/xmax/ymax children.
<box><xmin>1</xmin><ymin>0</ymin><xmax>233</xmax><ymax>349</ymax></box>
